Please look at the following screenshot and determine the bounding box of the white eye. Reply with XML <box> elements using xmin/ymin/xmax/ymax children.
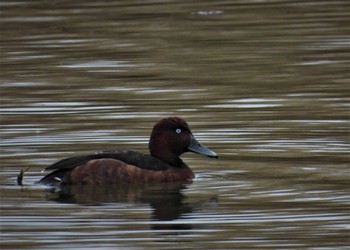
<box><xmin>176</xmin><ymin>128</ymin><xmax>182</xmax><ymax>134</ymax></box>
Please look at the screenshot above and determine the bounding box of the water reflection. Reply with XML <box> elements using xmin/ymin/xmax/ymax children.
<box><xmin>44</xmin><ymin>182</ymin><xmax>196</xmax><ymax>221</ymax></box>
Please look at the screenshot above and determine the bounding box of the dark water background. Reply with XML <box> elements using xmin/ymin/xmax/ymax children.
<box><xmin>1</xmin><ymin>1</ymin><xmax>349</xmax><ymax>249</ymax></box>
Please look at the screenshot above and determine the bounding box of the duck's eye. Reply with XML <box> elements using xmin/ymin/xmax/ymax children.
<box><xmin>176</xmin><ymin>128</ymin><xmax>182</xmax><ymax>134</ymax></box>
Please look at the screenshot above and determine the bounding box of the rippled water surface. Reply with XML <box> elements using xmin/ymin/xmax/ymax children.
<box><xmin>1</xmin><ymin>0</ymin><xmax>349</xmax><ymax>249</ymax></box>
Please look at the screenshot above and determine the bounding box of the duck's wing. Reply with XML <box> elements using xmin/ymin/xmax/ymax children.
<box><xmin>45</xmin><ymin>151</ymin><xmax>122</xmax><ymax>170</ymax></box>
<box><xmin>45</xmin><ymin>150</ymin><xmax>168</xmax><ymax>171</ymax></box>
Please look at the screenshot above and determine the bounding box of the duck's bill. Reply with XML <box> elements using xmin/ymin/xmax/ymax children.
<box><xmin>188</xmin><ymin>136</ymin><xmax>218</xmax><ymax>158</ymax></box>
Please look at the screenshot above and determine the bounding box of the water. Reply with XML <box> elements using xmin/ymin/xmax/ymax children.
<box><xmin>1</xmin><ymin>0</ymin><xmax>349</xmax><ymax>249</ymax></box>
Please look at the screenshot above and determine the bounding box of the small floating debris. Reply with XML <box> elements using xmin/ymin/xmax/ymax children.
<box><xmin>17</xmin><ymin>167</ymin><xmax>31</xmax><ymax>186</ymax></box>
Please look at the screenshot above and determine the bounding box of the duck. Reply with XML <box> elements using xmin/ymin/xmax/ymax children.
<box><xmin>37</xmin><ymin>117</ymin><xmax>218</xmax><ymax>185</ymax></box>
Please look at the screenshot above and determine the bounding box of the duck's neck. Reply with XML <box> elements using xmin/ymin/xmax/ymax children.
<box><xmin>149</xmin><ymin>133</ymin><xmax>187</xmax><ymax>168</ymax></box>
<box><xmin>167</xmin><ymin>156</ymin><xmax>186</xmax><ymax>168</ymax></box>
<box><xmin>149</xmin><ymin>142</ymin><xmax>185</xmax><ymax>168</ymax></box>
<box><xmin>150</xmin><ymin>150</ymin><xmax>185</xmax><ymax>168</ymax></box>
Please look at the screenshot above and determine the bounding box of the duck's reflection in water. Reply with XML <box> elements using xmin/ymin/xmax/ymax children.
<box><xmin>43</xmin><ymin>182</ymin><xmax>200</xmax><ymax>230</ymax></box>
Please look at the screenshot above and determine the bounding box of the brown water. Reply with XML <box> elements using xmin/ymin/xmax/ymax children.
<box><xmin>1</xmin><ymin>1</ymin><xmax>349</xmax><ymax>249</ymax></box>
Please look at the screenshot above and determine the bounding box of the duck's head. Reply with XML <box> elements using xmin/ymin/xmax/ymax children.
<box><xmin>149</xmin><ymin>117</ymin><xmax>218</xmax><ymax>167</ymax></box>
